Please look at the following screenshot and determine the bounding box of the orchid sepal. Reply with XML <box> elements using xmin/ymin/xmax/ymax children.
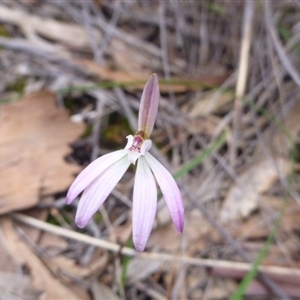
<box><xmin>138</xmin><ymin>74</ymin><xmax>159</xmax><ymax>138</ymax></box>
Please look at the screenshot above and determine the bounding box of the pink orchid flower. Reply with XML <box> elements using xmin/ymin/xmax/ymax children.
<box><xmin>67</xmin><ymin>74</ymin><xmax>184</xmax><ymax>252</ymax></box>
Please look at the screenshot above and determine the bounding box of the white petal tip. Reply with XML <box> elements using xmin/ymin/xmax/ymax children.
<box><xmin>174</xmin><ymin>213</ymin><xmax>184</xmax><ymax>234</ymax></box>
<box><xmin>134</xmin><ymin>242</ymin><xmax>146</xmax><ymax>252</ymax></box>
<box><xmin>125</xmin><ymin>135</ymin><xmax>134</xmax><ymax>149</ymax></box>
<box><xmin>66</xmin><ymin>196</ymin><xmax>73</xmax><ymax>205</ymax></box>
<box><xmin>140</xmin><ymin>139</ymin><xmax>152</xmax><ymax>155</ymax></box>
<box><xmin>135</xmin><ymin>247</ymin><xmax>145</xmax><ymax>253</ymax></box>
<box><xmin>75</xmin><ymin>217</ymin><xmax>88</xmax><ymax>228</ymax></box>
<box><xmin>177</xmin><ymin>224</ymin><xmax>184</xmax><ymax>234</ymax></box>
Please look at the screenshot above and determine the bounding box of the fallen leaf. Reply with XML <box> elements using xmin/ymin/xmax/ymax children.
<box><xmin>246</xmin><ymin>280</ymin><xmax>300</xmax><ymax>298</ymax></box>
<box><xmin>183</xmin><ymin>115</ymin><xmax>222</xmax><ymax>136</ymax></box>
<box><xmin>18</xmin><ymin>197</ymin><xmax>53</xmax><ymax>243</ymax></box>
<box><xmin>44</xmin><ymin>254</ymin><xmax>94</xmax><ymax>279</ymax></box>
<box><xmin>0</xmin><ymin>216</ymin><xmax>81</xmax><ymax>300</ymax></box>
<box><xmin>0</xmin><ymin>5</ymin><xmax>94</xmax><ymax>48</ymax></box>
<box><xmin>0</xmin><ymin>90</ymin><xmax>84</xmax><ymax>214</ymax></box>
<box><xmin>127</xmin><ymin>258</ymin><xmax>165</xmax><ymax>282</ymax></box>
<box><xmin>43</xmin><ymin>247</ymin><xmax>109</xmax><ymax>280</ymax></box>
<box><xmin>90</xmin><ymin>282</ymin><xmax>121</xmax><ymax>300</ymax></box>
<box><xmin>188</xmin><ymin>90</ymin><xmax>233</xmax><ymax>117</ymax></box>
<box><xmin>78</xmin><ymin>59</ymin><xmax>189</xmax><ymax>93</ymax></box>
<box><xmin>220</xmin><ymin>98</ymin><xmax>300</xmax><ymax>222</ymax></box>
<box><xmin>38</xmin><ymin>231</ymin><xmax>68</xmax><ymax>256</ymax></box>
<box><xmin>0</xmin><ymin>271</ymin><xmax>42</xmax><ymax>300</ymax></box>
<box><xmin>220</xmin><ymin>158</ymin><xmax>291</xmax><ymax>222</ymax></box>
<box><xmin>78</xmin><ymin>59</ymin><xmax>231</xmax><ymax>93</ymax></box>
<box><xmin>0</xmin><ymin>234</ymin><xmax>19</xmax><ymax>273</ymax></box>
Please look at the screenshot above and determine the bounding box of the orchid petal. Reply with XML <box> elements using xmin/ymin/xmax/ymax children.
<box><xmin>138</xmin><ymin>74</ymin><xmax>159</xmax><ymax>137</ymax></box>
<box><xmin>132</xmin><ymin>156</ymin><xmax>157</xmax><ymax>251</ymax></box>
<box><xmin>75</xmin><ymin>156</ymin><xmax>131</xmax><ymax>228</ymax></box>
<box><xmin>140</xmin><ymin>139</ymin><xmax>152</xmax><ymax>155</ymax></box>
<box><xmin>145</xmin><ymin>153</ymin><xmax>184</xmax><ymax>233</ymax></box>
<box><xmin>125</xmin><ymin>135</ymin><xmax>134</xmax><ymax>149</ymax></box>
<box><xmin>66</xmin><ymin>149</ymin><xmax>128</xmax><ymax>204</ymax></box>
<box><xmin>127</xmin><ymin>150</ymin><xmax>141</xmax><ymax>165</ymax></box>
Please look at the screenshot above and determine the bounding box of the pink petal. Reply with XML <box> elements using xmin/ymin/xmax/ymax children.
<box><xmin>75</xmin><ymin>156</ymin><xmax>131</xmax><ymax>228</ymax></box>
<box><xmin>138</xmin><ymin>74</ymin><xmax>159</xmax><ymax>137</ymax></box>
<box><xmin>66</xmin><ymin>149</ymin><xmax>128</xmax><ymax>204</ymax></box>
<box><xmin>132</xmin><ymin>156</ymin><xmax>157</xmax><ymax>252</ymax></box>
<box><xmin>145</xmin><ymin>153</ymin><xmax>184</xmax><ymax>233</ymax></box>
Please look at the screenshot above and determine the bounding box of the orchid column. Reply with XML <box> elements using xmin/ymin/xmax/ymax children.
<box><xmin>67</xmin><ymin>74</ymin><xmax>184</xmax><ymax>252</ymax></box>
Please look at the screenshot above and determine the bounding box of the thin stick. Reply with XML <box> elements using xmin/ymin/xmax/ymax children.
<box><xmin>12</xmin><ymin>213</ymin><xmax>136</xmax><ymax>256</ymax></box>
<box><xmin>230</xmin><ymin>0</ymin><xmax>254</xmax><ymax>166</ymax></box>
<box><xmin>11</xmin><ymin>213</ymin><xmax>300</xmax><ymax>282</ymax></box>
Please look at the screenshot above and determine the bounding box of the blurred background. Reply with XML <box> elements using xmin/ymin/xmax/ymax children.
<box><xmin>0</xmin><ymin>1</ymin><xmax>300</xmax><ymax>299</ymax></box>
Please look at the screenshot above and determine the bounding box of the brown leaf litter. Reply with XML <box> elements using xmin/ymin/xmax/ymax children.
<box><xmin>0</xmin><ymin>216</ymin><xmax>83</xmax><ymax>300</ymax></box>
<box><xmin>220</xmin><ymin>97</ymin><xmax>300</xmax><ymax>222</ymax></box>
<box><xmin>0</xmin><ymin>90</ymin><xmax>84</xmax><ymax>214</ymax></box>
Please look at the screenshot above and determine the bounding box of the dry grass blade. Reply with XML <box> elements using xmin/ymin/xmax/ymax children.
<box><xmin>231</xmin><ymin>0</ymin><xmax>254</xmax><ymax>166</ymax></box>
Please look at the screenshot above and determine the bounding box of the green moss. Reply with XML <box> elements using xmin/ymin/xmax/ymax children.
<box><xmin>47</xmin><ymin>214</ymin><xmax>60</xmax><ymax>226</ymax></box>
<box><xmin>278</xmin><ymin>24</ymin><xmax>291</xmax><ymax>42</ymax></box>
<box><xmin>102</xmin><ymin>113</ymin><xmax>131</xmax><ymax>147</ymax></box>
<box><xmin>63</xmin><ymin>95</ymin><xmax>73</xmax><ymax>110</ymax></box>
<box><xmin>203</xmin><ymin>3</ymin><xmax>226</xmax><ymax>16</ymax></box>
<box><xmin>7</xmin><ymin>78</ymin><xmax>27</xmax><ymax>93</ymax></box>
<box><xmin>0</xmin><ymin>25</ymin><xmax>9</xmax><ymax>37</ymax></box>
<box><xmin>93</xmin><ymin>212</ymin><xmax>103</xmax><ymax>223</ymax></box>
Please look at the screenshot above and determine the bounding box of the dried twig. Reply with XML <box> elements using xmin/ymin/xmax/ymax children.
<box><xmin>11</xmin><ymin>213</ymin><xmax>300</xmax><ymax>284</ymax></box>
<box><xmin>230</xmin><ymin>0</ymin><xmax>254</xmax><ymax>167</ymax></box>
